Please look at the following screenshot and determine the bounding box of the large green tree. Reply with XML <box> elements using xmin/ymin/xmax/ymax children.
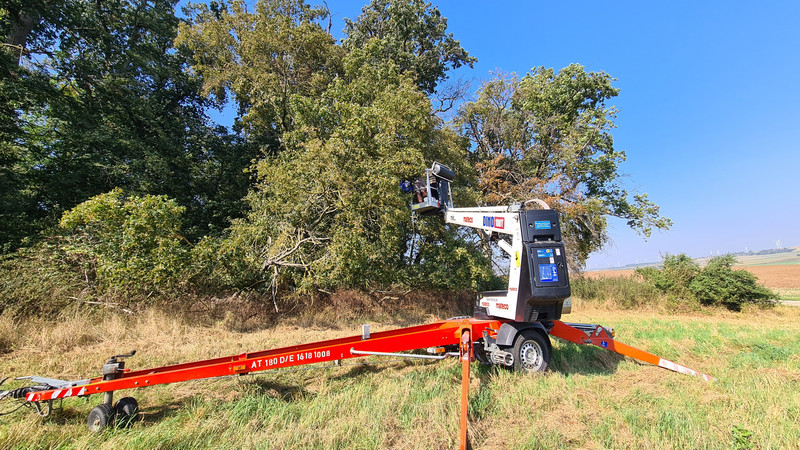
<box><xmin>342</xmin><ymin>0</ymin><xmax>475</xmax><ymax>94</ymax></box>
<box><xmin>222</xmin><ymin>50</ymin><xmax>489</xmax><ymax>292</ymax></box>
<box><xmin>0</xmin><ymin>0</ymin><xmax>72</xmax><ymax>250</ymax></box>
<box><xmin>177</xmin><ymin>0</ymin><xmax>343</xmax><ymax>152</ymax></box>
<box><xmin>455</xmin><ymin>66</ymin><xmax>672</xmax><ymax>266</ymax></box>
<box><xmin>176</xmin><ymin>0</ymin><xmax>488</xmax><ymax>292</ymax></box>
<box><xmin>0</xmin><ymin>0</ymin><xmax>253</xmax><ymax>250</ymax></box>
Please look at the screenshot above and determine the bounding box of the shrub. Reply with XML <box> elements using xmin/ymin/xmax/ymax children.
<box><xmin>0</xmin><ymin>240</ymin><xmax>87</xmax><ymax>315</ymax></box>
<box><xmin>59</xmin><ymin>189</ymin><xmax>190</xmax><ymax>298</ymax></box>
<box><xmin>637</xmin><ymin>253</ymin><xmax>777</xmax><ymax>311</ymax></box>
<box><xmin>689</xmin><ymin>255</ymin><xmax>778</xmax><ymax>310</ymax></box>
<box><xmin>636</xmin><ymin>254</ymin><xmax>699</xmax><ymax>301</ymax></box>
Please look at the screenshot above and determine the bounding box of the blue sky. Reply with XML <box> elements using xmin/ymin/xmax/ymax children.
<box><xmin>204</xmin><ymin>0</ymin><xmax>800</xmax><ymax>269</ymax></box>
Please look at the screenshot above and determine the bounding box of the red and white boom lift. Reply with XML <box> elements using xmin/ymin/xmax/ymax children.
<box><xmin>1</xmin><ymin>162</ymin><xmax>712</xmax><ymax>441</ymax></box>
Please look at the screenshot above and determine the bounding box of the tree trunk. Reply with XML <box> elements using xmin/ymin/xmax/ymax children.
<box><xmin>5</xmin><ymin>9</ymin><xmax>36</xmax><ymax>66</ymax></box>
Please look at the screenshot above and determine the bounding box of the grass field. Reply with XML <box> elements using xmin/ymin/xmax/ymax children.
<box><xmin>1</xmin><ymin>301</ymin><xmax>799</xmax><ymax>449</ymax></box>
<box><xmin>723</xmin><ymin>247</ymin><xmax>800</xmax><ymax>267</ymax></box>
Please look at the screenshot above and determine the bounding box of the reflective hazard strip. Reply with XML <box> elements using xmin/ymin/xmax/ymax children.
<box><xmin>658</xmin><ymin>358</ymin><xmax>714</xmax><ymax>382</ymax></box>
<box><xmin>25</xmin><ymin>386</ymin><xmax>88</xmax><ymax>402</ymax></box>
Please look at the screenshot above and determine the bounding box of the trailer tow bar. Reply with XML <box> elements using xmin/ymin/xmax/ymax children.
<box><xmin>0</xmin><ymin>317</ymin><xmax>712</xmax><ymax>441</ymax></box>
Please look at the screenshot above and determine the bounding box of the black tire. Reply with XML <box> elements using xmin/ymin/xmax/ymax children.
<box><xmin>511</xmin><ymin>330</ymin><xmax>551</xmax><ymax>373</ymax></box>
<box><xmin>87</xmin><ymin>403</ymin><xmax>115</xmax><ymax>432</ymax></box>
<box><xmin>473</xmin><ymin>340</ymin><xmax>490</xmax><ymax>365</ymax></box>
<box><xmin>114</xmin><ymin>397</ymin><xmax>139</xmax><ymax>427</ymax></box>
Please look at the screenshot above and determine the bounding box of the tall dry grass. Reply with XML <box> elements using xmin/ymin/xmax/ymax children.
<box><xmin>1</xmin><ymin>298</ymin><xmax>799</xmax><ymax>448</ymax></box>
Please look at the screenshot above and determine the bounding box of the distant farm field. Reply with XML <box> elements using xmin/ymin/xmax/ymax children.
<box><xmin>736</xmin><ymin>265</ymin><xmax>800</xmax><ymax>289</ymax></box>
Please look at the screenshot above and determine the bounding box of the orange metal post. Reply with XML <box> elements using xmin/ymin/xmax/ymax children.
<box><xmin>459</xmin><ymin>326</ymin><xmax>472</xmax><ymax>450</ymax></box>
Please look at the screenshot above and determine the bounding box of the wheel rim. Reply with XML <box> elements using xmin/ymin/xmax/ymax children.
<box><xmin>89</xmin><ymin>414</ymin><xmax>104</xmax><ymax>431</ymax></box>
<box><xmin>519</xmin><ymin>340</ymin><xmax>544</xmax><ymax>371</ymax></box>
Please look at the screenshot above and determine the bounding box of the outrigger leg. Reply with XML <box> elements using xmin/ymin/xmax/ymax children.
<box><xmin>549</xmin><ymin>321</ymin><xmax>714</xmax><ymax>381</ymax></box>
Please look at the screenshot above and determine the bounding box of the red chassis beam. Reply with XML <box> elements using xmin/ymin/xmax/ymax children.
<box><xmin>24</xmin><ymin>318</ymin><xmax>492</xmax><ymax>403</ymax></box>
<box><xmin>22</xmin><ymin>319</ymin><xmax>712</xmax><ymax>404</ymax></box>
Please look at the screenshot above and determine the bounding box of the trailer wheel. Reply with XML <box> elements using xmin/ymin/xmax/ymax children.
<box><xmin>114</xmin><ymin>397</ymin><xmax>139</xmax><ymax>427</ymax></box>
<box><xmin>87</xmin><ymin>403</ymin><xmax>115</xmax><ymax>432</ymax></box>
<box><xmin>512</xmin><ymin>330</ymin><xmax>550</xmax><ymax>373</ymax></box>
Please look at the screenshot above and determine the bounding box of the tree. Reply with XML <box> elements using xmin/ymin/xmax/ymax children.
<box><xmin>0</xmin><ymin>0</ymin><xmax>252</xmax><ymax>250</ymax></box>
<box><xmin>222</xmin><ymin>51</ymin><xmax>490</xmax><ymax>293</ymax></box>
<box><xmin>177</xmin><ymin>0</ymin><xmax>487</xmax><ymax>293</ymax></box>
<box><xmin>176</xmin><ymin>0</ymin><xmax>343</xmax><ymax>152</ymax></box>
<box><xmin>454</xmin><ymin>66</ymin><xmax>672</xmax><ymax>266</ymax></box>
<box><xmin>0</xmin><ymin>0</ymin><xmax>71</xmax><ymax>250</ymax></box>
<box><xmin>342</xmin><ymin>0</ymin><xmax>476</xmax><ymax>94</ymax></box>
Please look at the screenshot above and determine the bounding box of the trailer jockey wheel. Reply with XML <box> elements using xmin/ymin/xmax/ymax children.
<box><xmin>512</xmin><ymin>330</ymin><xmax>551</xmax><ymax>373</ymax></box>
<box><xmin>114</xmin><ymin>397</ymin><xmax>139</xmax><ymax>427</ymax></box>
<box><xmin>87</xmin><ymin>403</ymin><xmax>115</xmax><ymax>432</ymax></box>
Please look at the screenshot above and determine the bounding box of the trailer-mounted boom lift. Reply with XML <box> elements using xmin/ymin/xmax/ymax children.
<box><xmin>1</xmin><ymin>162</ymin><xmax>713</xmax><ymax>441</ymax></box>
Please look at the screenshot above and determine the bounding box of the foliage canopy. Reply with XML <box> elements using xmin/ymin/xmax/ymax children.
<box><xmin>218</xmin><ymin>34</ymin><xmax>490</xmax><ymax>291</ymax></box>
<box><xmin>342</xmin><ymin>0</ymin><xmax>476</xmax><ymax>94</ymax></box>
<box><xmin>60</xmin><ymin>189</ymin><xmax>190</xmax><ymax>297</ymax></box>
<box><xmin>1</xmin><ymin>0</ymin><xmax>674</xmax><ymax>305</ymax></box>
<box><xmin>455</xmin><ymin>66</ymin><xmax>672</xmax><ymax>266</ymax></box>
<box><xmin>1</xmin><ymin>0</ymin><xmax>253</xmax><ymax>250</ymax></box>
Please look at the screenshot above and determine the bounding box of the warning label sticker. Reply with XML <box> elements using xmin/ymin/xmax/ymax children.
<box><xmin>538</xmin><ymin>264</ymin><xmax>559</xmax><ymax>283</ymax></box>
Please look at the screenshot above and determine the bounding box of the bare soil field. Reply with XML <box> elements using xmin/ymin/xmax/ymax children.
<box><xmin>584</xmin><ymin>265</ymin><xmax>800</xmax><ymax>290</ymax></box>
<box><xmin>735</xmin><ymin>265</ymin><xmax>800</xmax><ymax>289</ymax></box>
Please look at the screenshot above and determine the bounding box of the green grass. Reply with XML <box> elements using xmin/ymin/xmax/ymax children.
<box><xmin>1</xmin><ymin>305</ymin><xmax>800</xmax><ymax>448</ymax></box>
<box><xmin>776</xmin><ymin>288</ymin><xmax>800</xmax><ymax>301</ymax></box>
<box><xmin>729</xmin><ymin>246</ymin><xmax>800</xmax><ymax>266</ymax></box>
<box><xmin>732</xmin><ymin>249</ymin><xmax>800</xmax><ymax>266</ymax></box>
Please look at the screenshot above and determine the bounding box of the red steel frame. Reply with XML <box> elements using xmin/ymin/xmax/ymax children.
<box><xmin>23</xmin><ymin>318</ymin><xmax>712</xmax><ymax>404</ymax></box>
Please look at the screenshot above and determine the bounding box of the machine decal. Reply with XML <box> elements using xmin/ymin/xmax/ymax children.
<box><xmin>536</xmin><ymin>248</ymin><xmax>553</xmax><ymax>258</ymax></box>
<box><xmin>538</xmin><ymin>264</ymin><xmax>559</xmax><ymax>282</ymax></box>
<box><xmin>482</xmin><ymin>216</ymin><xmax>505</xmax><ymax>229</ymax></box>
<box><xmin>515</xmin><ymin>251</ymin><xmax>520</xmax><ymax>267</ymax></box>
<box><xmin>463</xmin><ymin>217</ymin><xmax>473</xmax><ymax>223</ymax></box>
<box><xmin>534</xmin><ymin>220</ymin><xmax>551</xmax><ymax>230</ymax></box>
<box><xmin>249</xmin><ymin>350</ymin><xmax>333</xmax><ymax>370</ymax></box>
<box><xmin>496</xmin><ymin>303</ymin><xmax>509</xmax><ymax>310</ymax></box>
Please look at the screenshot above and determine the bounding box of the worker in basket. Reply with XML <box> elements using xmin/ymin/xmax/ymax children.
<box><xmin>409</xmin><ymin>177</ymin><xmax>438</xmax><ymax>204</ymax></box>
